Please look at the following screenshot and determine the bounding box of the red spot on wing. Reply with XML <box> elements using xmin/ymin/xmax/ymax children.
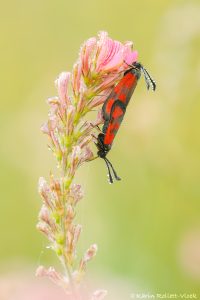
<box><xmin>114</xmin><ymin>72</ymin><xmax>138</xmax><ymax>104</ymax></box>
<box><xmin>104</xmin><ymin>105</ymin><xmax>124</xmax><ymax>145</ymax></box>
<box><xmin>112</xmin><ymin>105</ymin><xmax>124</xmax><ymax>119</ymax></box>
<box><xmin>119</xmin><ymin>93</ymin><xmax>126</xmax><ymax>101</ymax></box>
<box><xmin>105</xmin><ymin>98</ymin><xmax>115</xmax><ymax>115</ymax></box>
<box><xmin>104</xmin><ymin>124</ymin><xmax>115</xmax><ymax>145</ymax></box>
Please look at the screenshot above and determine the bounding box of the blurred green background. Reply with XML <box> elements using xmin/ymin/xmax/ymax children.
<box><xmin>1</xmin><ymin>0</ymin><xmax>200</xmax><ymax>297</ymax></box>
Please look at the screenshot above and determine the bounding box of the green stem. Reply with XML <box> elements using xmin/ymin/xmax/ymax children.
<box><xmin>60</xmin><ymin>147</ymin><xmax>80</xmax><ymax>299</ymax></box>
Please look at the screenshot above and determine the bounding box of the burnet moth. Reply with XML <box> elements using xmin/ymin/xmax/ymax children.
<box><xmin>95</xmin><ymin>61</ymin><xmax>156</xmax><ymax>184</ymax></box>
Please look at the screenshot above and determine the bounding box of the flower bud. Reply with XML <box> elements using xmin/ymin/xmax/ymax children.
<box><xmin>79</xmin><ymin>244</ymin><xmax>98</xmax><ymax>273</ymax></box>
<box><xmin>55</xmin><ymin>72</ymin><xmax>71</xmax><ymax>106</ymax></box>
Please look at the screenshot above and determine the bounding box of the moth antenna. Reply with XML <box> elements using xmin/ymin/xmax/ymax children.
<box><xmin>104</xmin><ymin>158</ymin><xmax>114</xmax><ymax>184</ymax></box>
<box><xmin>141</xmin><ymin>67</ymin><xmax>156</xmax><ymax>91</ymax></box>
<box><xmin>143</xmin><ymin>71</ymin><xmax>151</xmax><ymax>90</ymax></box>
<box><xmin>105</xmin><ymin>157</ymin><xmax>121</xmax><ymax>181</ymax></box>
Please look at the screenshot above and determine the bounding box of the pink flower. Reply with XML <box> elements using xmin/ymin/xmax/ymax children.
<box><xmin>36</xmin><ymin>222</ymin><xmax>54</xmax><ymax>242</ymax></box>
<box><xmin>38</xmin><ymin>177</ymin><xmax>53</xmax><ymax>209</ymax></box>
<box><xmin>55</xmin><ymin>72</ymin><xmax>71</xmax><ymax>106</ymax></box>
<box><xmin>72</xmin><ymin>62</ymin><xmax>82</xmax><ymax>96</ymax></box>
<box><xmin>38</xmin><ymin>205</ymin><xmax>50</xmax><ymax>224</ymax></box>
<box><xmin>75</xmin><ymin>31</ymin><xmax>138</xmax><ymax>99</ymax></box>
<box><xmin>66</xmin><ymin>204</ymin><xmax>74</xmax><ymax>223</ymax></box>
<box><xmin>78</xmin><ymin>31</ymin><xmax>138</xmax><ymax>81</ymax></box>
<box><xmin>66</xmin><ymin>104</ymin><xmax>76</xmax><ymax>136</ymax></box>
<box><xmin>123</xmin><ymin>41</ymin><xmax>138</xmax><ymax>65</ymax></box>
<box><xmin>96</xmin><ymin>31</ymin><xmax>125</xmax><ymax>72</ymax></box>
<box><xmin>95</xmin><ymin>31</ymin><xmax>138</xmax><ymax>73</ymax></box>
<box><xmin>71</xmin><ymin>224</ymin><xmax>82</xmax><ymax>255</ymax></box>
<box><xmin>38</xmin><ymin>205</ymin><xmax>57</xmax><ymax>233</ymax></box>
<box><xmin>81</xmin><ymin>146</ymin><xmax>94</xmax><ymax>162</ymax></box>
<box><xmin>41</xmin><ymin>122</ymin><xmax>50</xmax><ymax>135</ymax></box>
<box><xmin>80</xmin><ymin>37</ymin><xmax>97</xmax><ymax>76</ymax></box>
<box><xmin>83</xmin><ymin>244</ymin><xmax>98</xmax><ymax>263</ymax></box>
